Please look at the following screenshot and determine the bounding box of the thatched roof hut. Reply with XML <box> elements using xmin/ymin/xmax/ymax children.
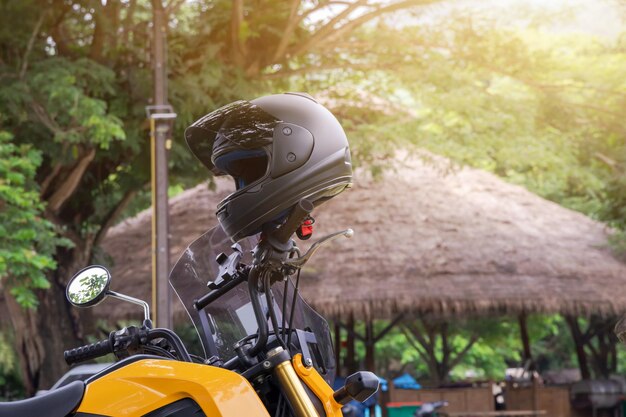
<box><xmin>100</xmin><ymin>154</ymin><xmax>626</xmax><ymax>322</ymax></box>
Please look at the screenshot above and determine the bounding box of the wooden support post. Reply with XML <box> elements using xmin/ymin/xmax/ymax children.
<box><xmin>519</xmin><ymin>313</ymin><xmax>539</xmax><ymax>416</ymax></box>
<box><xmin>532</xmin><ymin>375</ymin><xmax>540</xmax><ymax>417</ymax></box>
<box><xmin>365</xmin><ymin>319</ymin><xmax>375</xmax><ymax>372</ymax></box>
<box><xmin>365</xmin><ymin>320</ymin><xmax>376</xmax><ymax>417</ymax></box>
<box><xmin>334</xmin><ymin>322</ymin><xmax>342</xmax><ymax>377</ymax></box>
<box><xmin>347</xmin><ymin>315</ymin><xmax>356</xmax><ymax>374</ymax></box>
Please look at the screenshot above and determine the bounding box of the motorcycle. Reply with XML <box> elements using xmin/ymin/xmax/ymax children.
<box><xmin>0</xmin><ymin>199</ymin><xmax>378</xmax><ymax>417</ymax></box>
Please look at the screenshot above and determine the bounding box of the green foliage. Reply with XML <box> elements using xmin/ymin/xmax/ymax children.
<box><xmin>0</xmin><ymin>0</ymin><xmax>247</xmax><ymax>312</ymax></box>
<box><xmin>0</xmin><ymin>131</ymin><xmax>62</xmax><ymax>307</ymax></box>
<box><xmin>285</xmin><ymin>17</ymin><xmax>626</xmax><ymax>229</ymax></box>
<box><xmin>0</xmin><ymin>331</ymin><xmax>23</xmax><ymax>400</ymax></box>
<box><xmin>0</xmin><ymin>0</ymin><xmax>625</xmax><ymax>389</ymax></box>
<box><xmin>358</xmin><ymin>316</ymin><xmax>579</xmax><ymax>383</ymax></box>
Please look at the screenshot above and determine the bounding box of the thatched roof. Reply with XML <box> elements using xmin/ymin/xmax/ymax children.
<box><xmin>100</xmin><ymin>154</ymin><xmax>626</xmax><ymax>321</ymax></box>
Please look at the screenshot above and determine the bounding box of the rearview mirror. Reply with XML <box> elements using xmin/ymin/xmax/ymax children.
<box><xmin>66</xmin><ymin>265</ymin><xmax>111</xmax><ymax>307</ymax></box>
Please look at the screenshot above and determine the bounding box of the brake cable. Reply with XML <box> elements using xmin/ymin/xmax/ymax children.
<box><xmin>286</xmin><ymin>267</ymin><xmax>302</xmax><ymax>349</ymax></box>
<box><xmin>265</xmin><ymin>271</ymin><xmax>288</xmax><ymax>350</ymax></box>
<box><xmin>281</xmin><ymin>247</ymin><xmax>301</xmax><ymax>341</ymax></box>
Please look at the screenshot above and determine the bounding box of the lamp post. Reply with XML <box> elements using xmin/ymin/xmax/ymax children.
<box><xmin>146</xmin><ymin>106</ymin><xmax>175</xmax><ymax>329</ymax></box>
<box><xmin>147</xmin><ymin>0</ymin><xmax>175</xmax><ymax>329</ymax></box>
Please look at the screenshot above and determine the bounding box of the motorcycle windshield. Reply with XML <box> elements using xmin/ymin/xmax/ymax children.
<box><xmin>169</xmin><ymin>225</ymin><xmax>336</xmax><ymax>383</ymax></box>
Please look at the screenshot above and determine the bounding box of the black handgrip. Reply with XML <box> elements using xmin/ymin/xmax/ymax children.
<box><xmin>64</xmin><ymin>337</ymin><xmax>113</xmax><ymax>365</ymax></box>
<box><xmin>271</xmin><ymin>199</ymin><xmax>314</xmax><ymax>245</ymax></box>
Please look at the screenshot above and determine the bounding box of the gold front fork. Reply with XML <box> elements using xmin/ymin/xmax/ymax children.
<box><xmin>269</xmin><ymin>347</ymin><xmax>321</xmax><ymax>417</ymax></box>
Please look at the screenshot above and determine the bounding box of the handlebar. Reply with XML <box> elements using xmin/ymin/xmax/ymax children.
<box><xmin>194</xmin><ymin>268</ymin><xmax>248</xmax><ymax>311</ymax></box>
<box><xmin>269</xmin><ymin>199</ymin><xmax>314</xmax><ymax>246</ymax></box>
<box><xmin>64</xmin><ymin>336</ymin><xmax>114</xmax><ymax>365</ymax></box>
<box><xmin>148</xmin><ymin>328</ymin><xmax>192</xmax><ymax>363</ymax></box>
<box><xmin>64</xmin><ymin>327</ymin><xmax>192</xmax><ymax>365</ymax></box>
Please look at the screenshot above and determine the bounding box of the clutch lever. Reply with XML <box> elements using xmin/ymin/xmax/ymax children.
<box><xmin>283</xmin><ymin>229</ymin><xmax>353</xmax><ymax>269</ymax></box>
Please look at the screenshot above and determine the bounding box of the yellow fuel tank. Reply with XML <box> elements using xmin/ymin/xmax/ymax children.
<box><xmin>76</xmin><ymin>358</ymin><xmax>270</xmax><ymax>417</ymax></box>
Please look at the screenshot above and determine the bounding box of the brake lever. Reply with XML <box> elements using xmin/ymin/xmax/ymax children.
<box><xmin>283</xmin><ymin>229</ymin><xmax>353</xmax><ymax>269</ymax></box>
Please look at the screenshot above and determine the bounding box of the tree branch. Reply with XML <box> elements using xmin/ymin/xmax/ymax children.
<box><xmin>40</xmin><ymin>168</ymin><xmax>61</xmax><ymax>199</ymax></box>
<box><xmin>30</xmin><ymin>101</ymin><xmax>63</xmax><ymax>135</ymax></box>
<box><xmin>404</xmin><ymin>321</ymin><xmax>432</xmax><ymax>352</ymax></box>
<box><xmin>43</xmin><ymin>209</ymin><xmax>82</xmax><ymax>247</ymax></box>
<box><xmin>47</xmin><ymin>148</ymin><xmax>96</xmax><ymax>213</ymax></box>
<box><xmin>421</xmin><ymin>319</ymin><xmax>438</xmax><ymax>353</ymax></box>
<box><xmin>290</xmin><ymin>0</ymin><xmax>435</xmax><ymax>57</ymax></box>
<box><xmin>230</xmin><ymin>0</ymin><xmax>246</xmax><ymax>66</ymax></box>
<box><xmin>261</xmin><ymin>62</ymin><xmax>385</xmax><ymax>79</ymax></box>
<box><xmin>289</xmin><ymin>0</ymin><xmax>368</xmax><ymax>58</ymax></box>
<box><xmin>401</xmin><ymin>326</ymin><xmax>430</xmax><ymax>363</ymax></box>
<box><xmin>328</xmin><ymin>0</ymin><xmax>436</xmax><ymax>44</ymax></box>
<box><xmin>30</xmin><ymin>99</ymin><xmax>87</xmax><ymax>138</ymax></box>
<box><xmin>90</xmin><ymin>2</ymin><xmax>106</xmax><ymax>62</ymax></box>
<box><xmin>441</xmin><ymin>322</ymin><xmax>450</xmax><ymax>369</ymax></box>
<box><xmin>278</xmin><ymin>0</ymin><xmax>354</xmax><ymax>53</ymax></box>
<box><xmin>122</xmin><ymin>0</ymin><xmax>137</xmax><ymax>48</ymax></box>
<box><xmin>272</xmin><ymin>0</ymin><xmax>304</xmax><ymax>62</ymax></box>
<box><xmin>165</xmin><ymin>0</ymin><xmax>186</xmax><ymax>15</ymax></box>
<box><xmin>374</xmin><ymin>314</ymin><xmax>404</xmax><ymax>343</ymax></box>
<box><xmin>20</xmin><ymin>12</ymin><xmax>46</xmax><ymax>80</ymax></box>
<box><xmin>448</xmin><ymin>333</ymin><xmax>479</xmax><ymax>370</ymax></box>
<box><xmin>93</xmin><ymin>188</ymin><xmax>139</xmax><ymax>248</ymax></box>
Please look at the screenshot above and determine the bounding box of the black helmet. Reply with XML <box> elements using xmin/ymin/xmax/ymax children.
<box><xmin>185</xmin><ymin>92</ymin><xmax>353</xmax><ymax>242</ymax></box>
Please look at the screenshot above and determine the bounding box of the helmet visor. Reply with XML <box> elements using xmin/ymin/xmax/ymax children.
<box><xmin>213</xmin><ymin>148</ymin><xmax>268</xmax><ymax>190</ymax></box>
<box><xmin>185</xmin><ymin>101</ymin><xmax>280</xmax><ymax>173</ymax></box>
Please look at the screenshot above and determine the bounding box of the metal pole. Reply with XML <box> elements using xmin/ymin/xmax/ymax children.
<box><xmin>149</xmin><ymin>0</ymin><xmax>173</xmax><ymax>329</ymax></box>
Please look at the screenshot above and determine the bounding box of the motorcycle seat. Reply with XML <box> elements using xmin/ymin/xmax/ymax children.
<box><xmin>0</xmin><ymin>380</ymin><xmax>85</xmax><ymax>417</ymax></box>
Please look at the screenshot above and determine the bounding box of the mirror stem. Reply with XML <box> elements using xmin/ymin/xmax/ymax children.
<box><xmin>107</xmin><ymin>290</ymin><xmax>151</xmax><ymax>325</ymax></box>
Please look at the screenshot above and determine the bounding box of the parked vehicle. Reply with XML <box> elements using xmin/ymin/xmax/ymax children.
<box><xmin>0</xmin><ymin>93</ymin><xmax>378</xmax><ymax>417</ymax></box>
<box><xmin>414</xmin><ymin>401</ymin><xmax>449</xmax><ymax>417</ymax></box>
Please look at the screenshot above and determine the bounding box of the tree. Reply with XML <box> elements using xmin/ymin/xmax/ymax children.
<box><xmin>0</xmin><ymin>130</ymin><xmax>63</xmax><ymax>394</ymax></box>
<box><xmin>402</xmin><ymin>319</ymin><xmax>480</xmax><ymax>385</ymax></box>
<box><xmin>0</xmin><ymin>0</ymin><xmax>441</xmax><ymax>393</ymax></box>
<box><xmin>3</xmin><ymin>0</ymin><xmax>625</xmax><ymax>392</ymax></box>
<box><xmin>1</xmin><ymin>0</ymin><xmax>223</xmax><ymax>392</ymax></box>
<box><xmin>565</xmin><ymin>315</ymin><xmax>619</xmax><ymax>379</ymax></box>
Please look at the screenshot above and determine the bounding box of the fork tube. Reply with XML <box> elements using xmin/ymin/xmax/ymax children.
<box><xmin>269</xmin><ymin>347</ymin><xmax>320</xmax><ymax>417</ymax></box>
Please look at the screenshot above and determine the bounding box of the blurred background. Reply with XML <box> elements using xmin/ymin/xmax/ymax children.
<box><xmin>1</xmin><ymin>1</ymin><xmax>626</xmax><ymax>415</ymax></box>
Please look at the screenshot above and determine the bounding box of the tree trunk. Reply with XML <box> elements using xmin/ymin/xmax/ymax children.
<box><xmin>565</xmin><ymin>315</ymin><xmax>591</xmax><ymax>380</ymax></box>
<box><xmin>6</xmin><ymin>249</ymin><xmax>88</xmax><ymax>394</ymax></box>
<box><xmin>3</xmin><ymin>288</ymin><xmax>45</xmax><ymax>396</ymax></box>
<box><xmin>518</xmin><ymin>313</ymin><xmax>533</xmax><ymax>368</ymax></box>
